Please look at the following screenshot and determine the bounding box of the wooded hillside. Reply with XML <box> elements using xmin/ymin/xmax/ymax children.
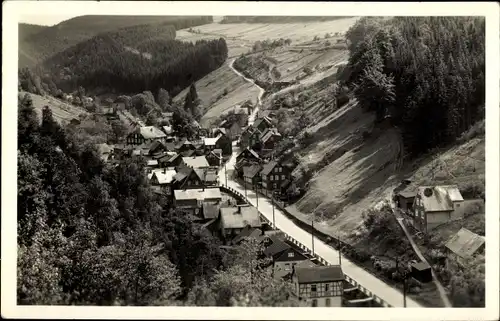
<box><xmin>19</xmin><ymin>15</ymin><xmax>213</xmax><ymax>67</ymax></box>
<box><xmin>343</xmin><ymin>17</ymin><xmax>485</xmax><ymax>156</ymax></box>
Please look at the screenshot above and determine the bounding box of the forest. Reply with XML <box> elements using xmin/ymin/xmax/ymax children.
<box><xmin>17</xmin><ymin>94</ymin><xmax>301</xmax><ymax>306</ymax></box>
<box><xmin>19</xmin><ymin>15</ymin><xmax>214</xmax><ymax>67</ymax></box>
<box><xmin>342</xmin><ymin>16</ymin><xmax>485</xmax><ymax>156</ymax></box>
<box><xmin>220</xmin><ymin>16</ymin><xmax>354</xmax><ymax>24</ymax></box>
<box><xmin>30</xmin><ymin>23</ymin><xmax>228</xmax><ymax>97</ymax></box>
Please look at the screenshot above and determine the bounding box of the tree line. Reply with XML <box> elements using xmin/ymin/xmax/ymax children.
<box><xmin>28</xmin><ymin>29</ymin><xmax>228</xmax><ymax>97</ymax></box>
<box><xmin>19</xmin><ymin>16</ymin><xmax>214</xmax><ymax>67</ymax></box>
<box><xmin>342</xmin><ymin>17</ymin><xmax>485</xmax><ymax>156</ymax></box>
<box><xmin>17</xmin><ymin>94</ymin><xmax>301</xmax><ymax>306</ymax></box>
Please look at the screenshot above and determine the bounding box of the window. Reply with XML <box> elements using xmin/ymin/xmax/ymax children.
<box><xmin>285</xmin><ymin>263</ymin><xmax>291</xmax><ymax>270</ymax></box>
<box><xmin>279</xmin><ymin>167</ymin><xmax>282</xmax><ymax>173</ymax></box>
<box><xmin>456</xmin><ymin>203</ymin><xmax>461</xmax><ymax>208</ymax></box>
<box><xmin>273</xmin><ymin>183</ymin><xmax>277</xmax><ymax>189</ymax></box>
<box><xmin>270</xmin><ymin>175</ymin><xmax>274</xmax><ymax>181</ymax></box>
<box><xmin>275</xmin><ymin>175</ymin><xmax>279</xmax><ymax>181</ymax></box>
<box><xmin>332</xmin><ymin>281</ymin><xmax>342</xmax><ymax>296</ymax></box>
<box><xmin>282</xmin><ymin>175</ymin><xmax>285</xmax><ymax>180</ymax></box>
<box><xmin>311</xmin><ymin>284</ymin><xmax>317</xmax><ymax>292</ymax></box>
<box><xmin>325</xmin><ymin>298</ymin><xmax>331</xmax><ymax>307</ymax></box>
<box><xmin>325</xmin><ymin>284</ymin><xmax>329</xmax><ymax>292</ymax></box>
<box><xmin>312</xmin><ymin>299</ymin><xmax>318</xmax><ymax>307</ymax></box>
<box><xmin>288</xmin><ymin>252</ymin><xmax>294</xmax><ymax>258</ymax></box>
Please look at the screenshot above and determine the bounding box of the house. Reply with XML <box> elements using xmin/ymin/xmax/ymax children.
<box><xmin>158</xmin><ymin>153</ymin><xmax>183</xmax><ymax>168</ymax></box>
<box><xmin>174</xmin><ymin>188</ymin><xmax>222</xmax><ymax>216</ymax></box>
<box><xmin>248</xmin><ymin>128</ymin><xmax>263</xmax><ymax>150</ymax></box>
<box><xmin>243</xmin><ymin>164</ymin><xmax>262</xmax><ymax>186</ymax></box>
<box><xmin>206</xmin><ymin>150</ymin><xmax>222</xmax><ymax>167</ymax></box>
<box><xmin>292</xmin><ymin>265</ymin><xmax>344</xmax><ymax>307</ymax></box>
<box><xmin>148</xmin><ymin>140</ymin><xmax>169</xmax><ymax>156</ymax></box>
<box><xmin>210</xmin><ymin>127</ymin><xmax>227</xmax><ymax>138</ymax></box>
<box><xmin>236</xmin><ymin>147</ymin><xmax>261</xmax><ymax>164</ymax></box>
<box><xmin>204</xmin><ymin>134</ymin><xmax>232</xmax><ymax>156</ymax></box>
<box><xmin>231</xmin><ymin>225</ymin><xmax>264</xmax><ymax>245</ymax></box>
<box><xmin>445</xmin><ymin>227</ymin><xmax>485</xmax><ymax>265</ymax></box>
<box><xmin>126</xmin><ymin>126</ymin><xmax>167</xmax><ymax>145</ymax></box>
<box><xmin>171</xmin><ymin>166</ymin><xmax>204</xmax><ymax>190</ymax></box>
<box><xmin>412</xmin><ymin>185</ymin><xmax>465</xmax><ymax>233</ymax></box>
<box><xmin>220</xmin><ymin>204</ymin><xmax>261</xmax><ymax>241</ymax></box>
<box><xmin>252</xmin><ymin>116</ymin><xmax>273</xmax><ymax>133</ymax></box>
<box><xmin>194</xmin><ymin>168</ymin><xmax>219</xmax><ymax>186</ymax></box>
<box><xmin>176</xmin><ymin>139</ymin><xmax>196</xmax><ymax>154</ymax></box>
<box><xmin>272</xmin><ymin>247</ymin><xmax>309</xmax><ymax>279</ymax></box>
<box><xmin>260</xmin><ymin>128</ymin><xmax>282</xmax><ymax>151</ymax></box>
<box><xmin>201</xmin><ymin>202</ymin><xmax>221</xmax><ymax>222</ymax></box>
<box><xmin>395</xmin><ymin>185</ymin><xmax>417</xmax><ymax>214</ymax></box>
<box><xmin>149</xmin><ymin>168</ymin><xmax>177</xmax><ymax>196</ymax></box>
<box><xmin>181</xmin><ymin>156</ymin><xmax>210</xmax><ymax>169</ymax></box>
<box><xmin>260</xmin><ymin>160</ymin><xmax>292</xmax><ymax>192</ymax></box>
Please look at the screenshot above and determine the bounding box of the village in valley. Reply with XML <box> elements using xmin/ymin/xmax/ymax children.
<box><xmin>13</xmin><ymin>11</ymin><xmax>488</xmax><ymax>310</ymax></box>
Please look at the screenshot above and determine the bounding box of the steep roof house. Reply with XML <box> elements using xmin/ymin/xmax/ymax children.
<box><xmin>127</xmin><ymin>126</ymin><xmax>166</xmax><ymax>145</ymax></box>
<box><xmin>181</xmin><ymin>155</ymin><xmax>210</xmax><ymax>169</ymax></box>
<box><xmin>260</xmin><ymin>160</ymin><xmax>292</xmax><ymax>192</ymax></box>
<box><xmin>412</xmin><ymin>185</ymin><xmax>465</xmax><ymax>233</ymax></box>
<box><xmin>150</xmin><ymin>168</ymin><xmax>177</xmax><ymax>197</ymax></box>
<box><xmin>171</xmin><ymin>166</ymin><xmax>204</xmax><ymax>190</ymax></box>
<box><xmin>243</xmin><ymin>164</ymin><xmax>262</xmax><ymax>186</ymax></box>
<box><xmin>236</xmin><ymin>147</ymin><xmax>261</xmax><ymax>164</ymax></box>
<box><xmin>253</xmin><ymin>116</ymin><xmax>273</xmax><ymax>133</ymax></box>
<box><xmin>174</xmin><ymin>188</ymin><xmax>222</xmax><ymax>218</ymax></box>
<box><xmin>220</xmin><ymin>204</ymin><xmax>261</xmax><ymax>242</ymax></box>
<box><xmin>292</xmin><ymin>265</ymin><xmax>345</xmax><ymax>307</ymax></box>
<box><xmin>206</xmin><ymin>150</ymin><xmax>222</xmax><ymax>167</ymax></box>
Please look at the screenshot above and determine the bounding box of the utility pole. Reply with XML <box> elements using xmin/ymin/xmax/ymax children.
<box><xmin>338</xmin><ymin>237</ymin><xmax>342</xmax><ymax>266</ymax></box>
<box><xmin>244</xmin><ymin>179</ymin><xmax>247</xmax><ymax>199</ymax></box>
<box><xmin>272</xmin><ymin>189</ymin><xmax>275</xmax><ymax>229</ymax></box>
<box><xmin>311</xmin><ymin>214</ymin><xmax>315</xmax><ymax>256</ymax></box>
<box><xmin>255</xmin><ymin>184</ymin><xmax>259</xmax><ymax>209</ymax></box>
<box><xmin>224</xmin><ymin>163</ymin><xmax>227</xmax><ymax>186</ymax></box>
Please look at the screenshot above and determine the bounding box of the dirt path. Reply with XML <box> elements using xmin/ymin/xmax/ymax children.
<box><xmin>228</xmin><ymin>58</ymin><xmax>265</xmax><ymax>125</ymax></box>
<box><xmin>389</xmin><ymin>195</ymin><xmax>452</xmax><ymax>307</ymax></box>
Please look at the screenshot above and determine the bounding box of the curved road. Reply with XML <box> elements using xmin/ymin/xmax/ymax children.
<box><xmin>219</xmin><ymin>144</ymin><xmax>422</xmax><ymax>308</ymax></box>
<box><xmin>228</xmin><ymin>58</ymin><xmax>264</xmax><ymax>126</ymax></box>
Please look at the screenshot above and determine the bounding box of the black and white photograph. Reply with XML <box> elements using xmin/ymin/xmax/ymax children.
<box><xmin>2</xmin><ymin>1</ymin><xmax>499</xmax><ymax>320</ymax></box>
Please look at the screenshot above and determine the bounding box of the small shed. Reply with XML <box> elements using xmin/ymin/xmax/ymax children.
<box><xmin>396</xmin><ymin>185</ymin><xmax>417</xmax><ymax>213</ymax></box>
<box><xmin>410</xmin><ymin>261</ymin><xmax>432</xmax><ymax>283</ymax></box>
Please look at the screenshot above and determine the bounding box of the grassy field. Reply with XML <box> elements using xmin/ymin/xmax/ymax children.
<box><xmin>19</xmin><ymin>91</ymin><xmax>88</xmax><ymax>124</ymax></box>
<box><xmin>173</xmin><ymin>63</ymin><xmax>260</xmax><ymax>128</ymax></box>
<box><xmin>176</xmin><ymin>17</ymin><xmax>359</xmax><ymax>58</ymax></box>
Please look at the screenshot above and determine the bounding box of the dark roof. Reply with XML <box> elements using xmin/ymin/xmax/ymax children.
<box><xmin>260</xmin><ymin>160</ymin><xmax>279</xmax><ymax>176</ymax></box>
<box><xmin>411</xmin><ymin>261</ymin><xmax>431</xmax><ymax>271</ymax></box>
<box><xmin>149</xmin><ymin>140</ymin><xmax>166</xmax><ymax>153</ymax></box>
<box><xmin>243</xmin><ymin>164</ymin><xmax>262</xmax><ymax>178</ymax></box>
<box><xmin>232</xmin><ymin>226</ymin><xmax>263</xmax><ymax>245</ymax></box>
<box><xmin>202</xmin><ymin>202</ymin><xmax>220</xmax><ymax>220</ymax></box>
<box><xmin>263</xmin><ymin>238</ymin><xmax>291</xmax><ymax>257</ymax></box>
<box><xmin>397</xmin><ymin>185</ymin><xmax>417</xmax><ymax>199</ymax></box>
<box><xmin>294</xmin><ymin>265</ymin><xmax>344</xmax><ymax>283</ymax></box>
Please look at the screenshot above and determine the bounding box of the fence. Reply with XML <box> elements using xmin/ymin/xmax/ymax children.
<box><xmin>217</xmin><ymin>184</ymin><xmax>393</xmax><ymax>308</ymax></box>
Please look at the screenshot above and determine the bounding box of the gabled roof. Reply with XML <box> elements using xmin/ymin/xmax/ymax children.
<box><xmin>232</xmin><ymin>225</ymin><xmax>263</xmax><ymax>245</ymax></box>
<box><xmin>263</xmin><ymin>238</ymin><xmax>291</xmax><ymax>257</ymax></box>
<box><xmin>151</xmin><ymin>169</ymin><xmax>177</xmax><ymax>184</ymax></box>
<box><xmin>261</xmin><ymin>128</ymin><xmax>282</xmax><ymax>143</ymax></box>
<box><xmin>397</xmin><ymin>184</ymin><xmax>417</xmax><ymax>199</ymax></box>
<box><xmin>418</xmin><ymin>185</ymin><xmax>464</xmax><ymax>212</ymax></box>
<box><xmin>194</xmin><ymin>168</ymin><xmax>218</xmax><ymax>183</ymax></box>
<box><xmin>149</xmin><ymin>140</ymin><xmax>166</xmax><ymax>152</ymax></box>
<box><xmin>280</xmin><ymin>179</ymin><xmax>292</xmax><ymax>189</ymax></box>
<box><xmin>202</xmin><ymin>202</ymin><xmax>220</xmax><ymax>219</ymax></box>
<box><xmin>181</xmin><ymin>149</ymin><xmax>196</xmax><ymax>157</ymax></box>
<box><xmin>275</xmin><ymin>247</ymin><xmax>308</xmax><ymax>262</ymax></box>
<box><xmin>147</xmin><ymin>159</ymin><xmax>158</xmax><ymax>167</ymax></box>
<box><xmin>237</xmin><ymin>148</ymin><xmax>260</xmax><ymax>161</ymax></box>
<box><xmin>260</xmin><ymin>160</ymin><xmax>279</xmax><ymax>176</ymax></box>
<box><xmin>204</xmin><ymin>135</ymin><xmax>222</xmax><ymax>146</ymax></box>
<box><xmin>253</xmin><ymin>116</ymin><xmax>273</xmax><ymax>129</ymax></box>
<box><xmin>243</xmin><ymin>164</ymin><xmax>262</xmax><ymax>178</ymax></box>
<box><xmin>182</xmin><ymin>156</ymin><xmax>209</xmax><ymax>168</ymax></box>
<box><xmin>138</xmin><ymin>126</ymin><xmax>167</xmax><ymax>140</ymax></box>
<box><xmin>294</xmin><ymin>265</ymin><xmax>344</xmax><ymax>283</ymax></box>
<box><xmin>174</xmin><ymin>188</ymin><xmax>222</xmax><ymax>201</ymax></box>
<box><xmin>220</xmin><ymin>205</ymin><xmax>261</xmax><ymax>229</ymax></box>
<box><xmin>445</xmin><ymin>228</ymin><xmax>485</xmax><ymax>259</ymax></box>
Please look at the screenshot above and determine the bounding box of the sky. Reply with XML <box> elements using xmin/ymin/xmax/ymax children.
<box><xmin>19</xmin><ymin>15</ymin><xmax>78</xmax><ymax>26</ymax></box>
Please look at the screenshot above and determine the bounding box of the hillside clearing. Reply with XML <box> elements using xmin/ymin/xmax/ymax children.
<box><xmin>19</xmin><ymin>91</ymin><xmax>88</xmax><ymax>124</ymax></box>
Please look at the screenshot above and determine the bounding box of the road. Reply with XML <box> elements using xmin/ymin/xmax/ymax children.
<box><xmin>228</xmin><ymin>58</ymin><xmax>264</xmax><ymax>126</ymax></box>
<box><xmin>218</xmin><ymin>145</ymin><xmax>423</xmax><ymax>308</ymax></box>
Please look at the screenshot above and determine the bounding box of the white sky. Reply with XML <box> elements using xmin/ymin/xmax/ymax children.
<box><xmin>19</xmin><ymin>14</ymin><xmax>78</xmax><ymax>26</ymax></box>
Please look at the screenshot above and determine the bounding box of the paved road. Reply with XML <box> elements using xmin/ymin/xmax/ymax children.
<box><xmin>218</xmin><ymin>145</ymin><xmax>423</xmax><ymax>308</ymax></box>
<box><xmin>228</xmin><ymin>58</ymin><xmax>264</xmax><ymax>126</ymax></box>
